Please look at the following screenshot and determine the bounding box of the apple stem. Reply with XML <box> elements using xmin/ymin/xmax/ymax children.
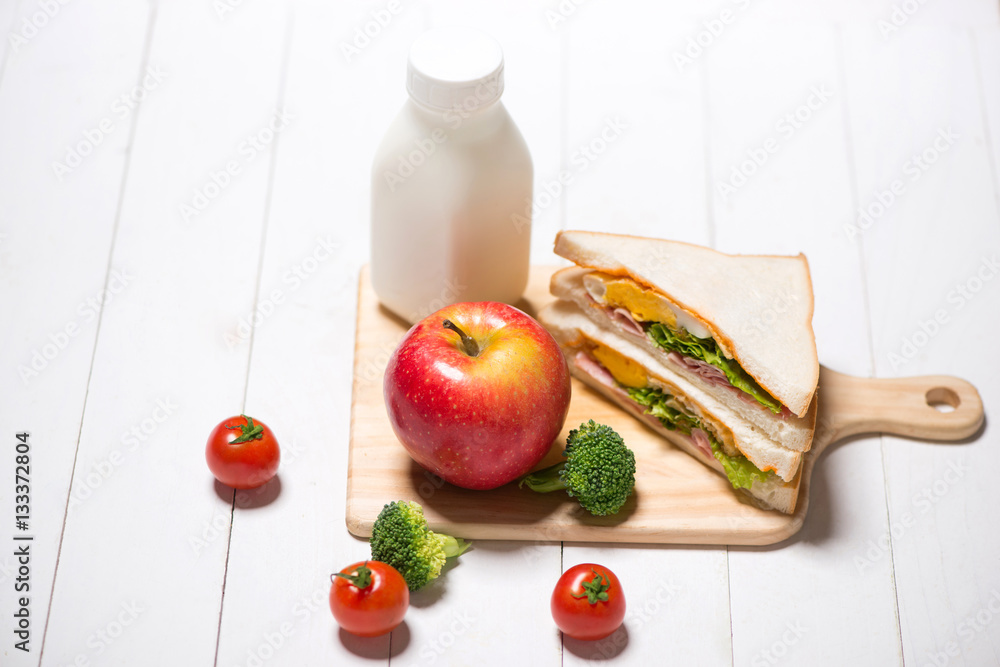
<box><xmin>442</xmin><ymin>319</ymin><xmax>480</xmax><ymax>357</ymax></box>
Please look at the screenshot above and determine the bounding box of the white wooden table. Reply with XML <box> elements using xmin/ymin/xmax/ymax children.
<box><xmin>2</xmin><ymin>1</ymin><xmax>998</xmax><ymax>665</ymax></box>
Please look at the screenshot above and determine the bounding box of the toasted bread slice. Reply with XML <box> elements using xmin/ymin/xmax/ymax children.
<box><xmin>539</xmin><ymin>300</ymin><xmax>804</xmax><ymax>484</ymax></box>
<box><xmin>553</xmin><ymin>230</ymin><xmax>819</xmax><ymax>418</ymax></box>
<box><xmin>551</xmin><ymin>267</ymin><xmax>817</xmax><ymax>452</ymax></box>
<box><xmin>539</xmin><ymin>301</ymin><xmax>801</xmax><ymax>513</ymax></box>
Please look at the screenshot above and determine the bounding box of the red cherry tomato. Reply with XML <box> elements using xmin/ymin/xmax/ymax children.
<box><xmin>205</xmin><ymin>415</ymin><xmax>280</xmax><ymax>489</ymax></box>
<box><xmin>551</xmin><ymin>563</ymin><xmax>626</xmax><ymax>641</ymax></box>
<box><xmin>330</xmin><ymin>561</ymin><xmax>409</xmax><ymax>637</ymax></box>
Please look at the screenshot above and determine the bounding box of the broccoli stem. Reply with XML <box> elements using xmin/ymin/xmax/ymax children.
<box><xmin>518</xmin><ymin>463</ymin><xmax>568</xmax><ymax>493</ymax></box>
<box><xmin>443</xmin><ymin>536</ymin><xmax>472</xmax><ymax>558</ymax></box>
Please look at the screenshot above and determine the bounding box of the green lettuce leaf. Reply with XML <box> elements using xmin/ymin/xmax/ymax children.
<box><xmin>628</xmin><ymin>387</ymin><xmax>699</xmax><ymax>434</ymax></box>
<box><xmin>711</xmin><ymin>448</ymin><xmax>772</xmax><ymax>491</ymax></box>
<box><xmin>627</xmin><ymin>386</ymin><xmax>774</xmax><ymax>491</ymax></box>
<box><xmin>645</xmin><ymin>322</ymin><xmax>783</xmax><ymax>414</ymax></box>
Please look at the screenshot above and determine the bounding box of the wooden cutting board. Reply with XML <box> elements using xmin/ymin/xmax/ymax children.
<box><xmin>346</xmin><ymin>266</ymin><xmax>984</xmax><ymax>545</ymax></box>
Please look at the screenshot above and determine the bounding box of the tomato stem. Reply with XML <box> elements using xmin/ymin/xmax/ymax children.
<box><xmin>332</xmin><ymin>562</ymin><xmax>373</xmax><ymax>589</ymax></box>
<box><xmin>571</xmin><ymin>569</ymin><xmax>611</xmax><ymax>604</ymax></box>
<box><xmin>227</xmin><ymin>414</ymin><xmax>264</xmax><ymax>444</ymax></box>
<box><xmin>442</xmin><ymin>319</ymin><xmax>480</xmax><ymax>357</ymax></box>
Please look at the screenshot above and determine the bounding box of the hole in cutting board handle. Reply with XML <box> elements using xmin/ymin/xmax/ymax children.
<box><xmin>926</xmin><ymin>387</ymin><xmax>960</xmax><ymax>413</ymax></box>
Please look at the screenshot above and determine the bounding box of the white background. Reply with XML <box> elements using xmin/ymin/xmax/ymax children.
<box><xmin>1</xmin><ymin>1</ymin><xmax>999</xmax><ymax>666</ymax></box>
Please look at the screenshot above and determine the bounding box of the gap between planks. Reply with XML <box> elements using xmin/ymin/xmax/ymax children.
<box><xmin>211</xmin><ymin>7</ymin><xmax>297</xmax><ymax>667</ymax></box>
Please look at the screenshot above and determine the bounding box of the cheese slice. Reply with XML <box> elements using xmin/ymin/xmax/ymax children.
<box><xmin>583</xmin><ymin>272</ymin><xmax>713</xmax><ymax>341</ymax></box>
<box><xmin>578</xmin><ymin>334</ymin><xmax>742</xmax><ymax>457</ymax></box>
<box><xmin>587</xmin><ymin>337</ymin><xmax>647</xmax><ymax>388</ymax></box>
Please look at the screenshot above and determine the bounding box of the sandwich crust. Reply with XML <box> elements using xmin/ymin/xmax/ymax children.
<box><xmin>553</xmin><ymin>230</ymin><xmax>819</xmax><ymax>417</ymax></box>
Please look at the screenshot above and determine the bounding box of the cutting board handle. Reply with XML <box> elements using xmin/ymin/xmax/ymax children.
<box><xmin>816</xmin><ymin>367</ymin><xmax>984</xmax><ymax>447</ymax></box>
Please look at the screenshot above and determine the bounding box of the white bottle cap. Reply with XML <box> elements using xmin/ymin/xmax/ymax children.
<box><xmin>406</xmin><ymin>28</ymin><xmax>504</xmax><ymax>112</ymax></box>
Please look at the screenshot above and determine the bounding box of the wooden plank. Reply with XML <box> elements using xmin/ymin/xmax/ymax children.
<box><xmin>38</xmin><ymin>3</ymin><xmax>288</xmax><ymax>666</ymax></box>
<box><xmin>560</xmin><ymin>2</ymin><xmax>731</xmax><ymax>664</ymax></box>
<box><xmin>0</xmin><ymin>0</ymin><xmax>21</xmax><ymax>86</ymax></box>
<box><xmin>757</xmin><ymin>0</ymin><xmax>998</xmax><ymax>26</ymax></box>
<box><xmin>705</xmin><ymin>18</ymin><xmax>904</xmax><ymax>667</ymax></box>
<box><xmin>843</xmin><ymin>23</ymin><xmax>1000</xmax><ymax>667</ymax></box>
<box><xmin>392</xmin><ymin>3</ymin><xmax>566</xmax><ymax>665</ymax></box>
<box><xmin>213</xmin><ymin>2</ymin><xmax>424</xmax><ymax>665</ymax></box>
<box><xmin>974</xmin><ymin>27</ymin><xmax>1000</xmax><ymax>202</ymax></box>
<box><xmin>562</xmin><ymin>4</ymin><xmax>711</xmax><ymax>247</ymax></box>
<box><xmin>0</xmin><ymin>3</ymin><xmax>152</xmax><ymax>666</ymax></box>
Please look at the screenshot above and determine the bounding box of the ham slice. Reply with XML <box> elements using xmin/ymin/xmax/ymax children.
<box><xmin>666</xmin><ymin>351</ymin><xmax>730</xmax><ymax>388</ymax></box>
<box><xmin>606</xmin><ymin>307</ymin><xmax>646</xmax><ymax>338</ymax></box>
<box><xmin>690</xmin><ymin>428</ymin><xmax>713</xmax><ymax>459</ymax></box>
<box><xmin>572</xmin><ymin>352</ymin><xmax>714</xmax><ymax>463</ymax></box>
<box><xmin>574</xmin><ymin>352</ymin><xmax>616</xmax><ymax>389</ymax></box>
<box><xmin>595</xmin><ymin>307</ymin><xmax>790</xmax><ymax>419</ymax></box>
<box><xmin>664</xmin><ymin>352</ymin><xmax>791</xmax><ymax>419</ymax></box>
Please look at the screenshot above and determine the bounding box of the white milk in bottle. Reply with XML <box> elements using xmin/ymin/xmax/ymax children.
<box><xmin>370</xmin><ymin>28</ymin><xmax>533</xmax><ymax>323</ymax></box>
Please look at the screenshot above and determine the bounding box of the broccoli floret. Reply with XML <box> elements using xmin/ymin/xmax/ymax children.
<box><xmin>369</xmin><ymin>500</ymin><xmax>470</xmax><ymax>591</ymax></box>
<box><xmin>519</xmin><ymin>420</ymin><xmax>636</xmax><ymax>516</ymax></box>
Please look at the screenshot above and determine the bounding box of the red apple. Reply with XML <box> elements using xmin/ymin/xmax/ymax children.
<box><xmin>384</xmin><ymin>301</ymin><xmax>572</xmax><ymax>490</ymax></box>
